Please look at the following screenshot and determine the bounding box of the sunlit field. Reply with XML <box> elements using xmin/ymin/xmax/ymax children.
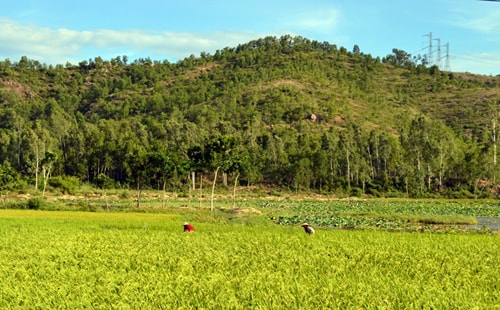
<box><xmin>0</xmin><ymin>208</ymin><xmax>498</xmax><ymax>309</ymax></box>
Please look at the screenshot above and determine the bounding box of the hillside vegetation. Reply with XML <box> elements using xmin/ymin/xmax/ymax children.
<box><xmin>1</xmin><ymin>35</ymin><xmax>500</xmax><ymax>198</ymax></box>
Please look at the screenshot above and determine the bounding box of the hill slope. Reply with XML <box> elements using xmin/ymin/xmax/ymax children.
<box><xmin>1</xmin><ymin>35</ymin><xmax>500</xmax><ymax>197</ymax></box>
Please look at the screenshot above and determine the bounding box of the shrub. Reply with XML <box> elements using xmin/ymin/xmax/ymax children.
<box><xmin>0</xmin><ymin>163</ymin><xmax>20</xmax><ymax>192</ymax></box>
<box><xmin>351</xmin><ymin>187</ymin><xmax>363</xmax><ymax>197</ymax></box>
<box><xmin>48</xmin><ymin>176</ymin><xmax>80</xmax><ymax>194</ymax></box>
<box><xmin>94</xmin><ymin>173</ymin><xmax>115</xmax><ymax>189</ymax></box>
<box><xmin>27</xmin><ymin>197</ymin><xmax>46</xmax><ymax>210</ymax></box>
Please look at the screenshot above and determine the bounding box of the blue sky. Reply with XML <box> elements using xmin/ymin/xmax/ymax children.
<box><xmin>1</xmin><ymin>0</ymin><xmax>499</xmax><ymax>75</ymax></box>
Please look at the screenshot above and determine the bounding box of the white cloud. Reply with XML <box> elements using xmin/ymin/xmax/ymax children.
<box><xmin>448</xmin><ymin>4</ymin><xmax>500</xmax><ymax>34</ymax></box>
<box><xmin>452</xmin><ymin>52</ymin><xmax>500</xmax><ymax>75</ymax></box>
<box><xmin>0</xmin><ymin>18</ymin><xmax>266</xmax><ymax>64</ymax></box>
<box><xmin>1</xmin><ymin>16</ymin><xmax>496</xmax><ymax>76</ymax></box>
<box><xmin>286</xmin><ymin>9</ymin><xmax>340</xmax><ymax>34</ymax></box>
<box><xmin>463</xmin><ymin>14</ymin><xmax>500</xmax><ymax>34</ymax></box>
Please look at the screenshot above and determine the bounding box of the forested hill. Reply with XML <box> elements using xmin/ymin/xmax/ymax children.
<box><xmin>1</xmin><ymin>35</ymin><xmax>500</xmax><ymax>198</ymax></box>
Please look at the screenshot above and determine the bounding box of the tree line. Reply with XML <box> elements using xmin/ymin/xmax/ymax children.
<box><xmin>1</xmin><ymin>35</ymin><xmax>499</xmax><ymax>198</ymax></box>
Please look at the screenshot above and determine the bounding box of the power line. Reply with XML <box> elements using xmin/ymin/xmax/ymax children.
<box><xmin>424</xmin><ymin>32</ymin><xmax>433</xmax><ymax>65</ymax></box>
<box><xmin>444</xmin><ymin>42</ymin><xmax>450</xmax><ymax>71</ymax></box>
<box><xmin>434</xmin><ymin>37</ymin><xmax>442</xmax><ymax>69</ymax></box>
<box><xmin>423</xmin><ymin>32</ymin><xmax>450</xmax><ymax>71</ymax></box>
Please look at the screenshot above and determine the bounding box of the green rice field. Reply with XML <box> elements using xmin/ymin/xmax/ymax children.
<box><xmin>0</xmin><ymin>204</ymin><xmax>498</xmax><ymax>309</ymax></box>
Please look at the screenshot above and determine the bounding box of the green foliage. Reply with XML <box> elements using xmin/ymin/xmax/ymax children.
<box><xmin>0</xmin><ymin>35</ymin><xmax>499</xmax><ymax>197</ymax></box>
<box><xmin>0</xmin><ymin>162</ymin><xmax>19</xmax><ymax>192</ymax></box>
<box><xmin>27</xmin><ymin>197</ymin><xmax>46</xmax><ymax>210</ymax></box>
<box><xmin>94</xmin><ymin>173</ymin><xmax>115</xmax><ymax>189</ymax></box>
<box><xmin>48</xmin><ymin>176</ymin><xmax>81</xmax><ymax>194</ymax></box>
<box><xmin>266</xmin><ymin>199</ymin><xmax>500</xmax><ymax>232</ymax></box>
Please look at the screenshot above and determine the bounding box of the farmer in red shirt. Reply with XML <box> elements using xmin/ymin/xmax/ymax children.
<box><xmin>183</xmin><ymin>222</ymin><xmax>195</xmax><ymax>233</ymax></box>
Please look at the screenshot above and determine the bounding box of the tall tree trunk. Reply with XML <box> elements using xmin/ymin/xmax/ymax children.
<box><xmin>438</xmin><ymin>148</ymin><xmax>445</xmax><ymax>191</ymax></box>
<box><xmin>35</xmin><ymin>143</ymin><xmax>39</xmax><ymax>191</ymax></box>
<box><xmin>162</xmin><ymin>180</ymin><xmax>166</xmax><ymax>208</ymax></box>
<box><xmin>199</xmin><ymin>173</ymin><xmax>203</xmax><ymax>208</ymax></box>
<box><xmin>210</xmin><ymin>166</ymin><xmax>220</xmax><ymax>211</ymax></box>
<box><xmin>367</xmin><ymin>146</ymin><xmax>374</xmax><ymax>179</ymax></box>
<box><xmin>346</xmin><ymin>149</ymin><xmax>351</xmax><ymax>190</ymax></box>
<box><xmin>427</xmin><ymin>165</ymin><xmax>432</xmax><ymax>191</ymax></box>
<box><xmin>416</xmin><ymin>152</ymin><xmax>423</xmax><ymax>194</ymax></box>
<box><xmin>232</xmin><ymin>172</ymin><xmax>240</xmax><ymax>208</ymax></box>
<box><xmin>136</xmin><ymin>176</ymin><xmax>142</xmax><ymax>208</ymax></box>
<box><xmin>223</xmin><ymin>172</ymin><xmax>228</xmax><ymax>186</ymax></box>
<box><xmin>104</xmin><ymin>189</ymin><xmax>109</xmax><ymax>211</ymax></box>
<box><xmin>492</xmin><ymin>117</ymin><xmax>497</xmax><ymax>183</ymax></box>
<box><xmin>41</xmin><ymin>166</ymin><xmax>51</xmax><ymax>198</ymax></box>
<box><xmin>329</xmin><ymin>157</ymin><xmax>334</xmax><ymax>189</ymax></box>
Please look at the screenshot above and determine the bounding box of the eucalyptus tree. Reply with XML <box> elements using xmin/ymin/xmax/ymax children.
<box><xmin>21</xmin><ymin>121</ymin><xmax>52</xmax><ymax>191</ymax></box>
<box><xmin>0</xmin><ymin>162</ymin><xmax>19</xmax><ymax>203</ymax></box>
<box><xmin>400</xmin><ymin>117</ymin><xmax>429</xmax><ymax>194</ymax></box>
<box><xmin>225</xmin><ymin>145</ymin><xmax>249</xmax><ymax>207</ymax></box>
<box><xmin>292</xmin><ymin>157</ymin><xmax>313</xmax><ymax>191</ymax></box>
<box><xmin>338</xmin><ymin>129</ymin><xmax>354</xmax><ymax>191</ymax></box>
<box><xmin>44</xmin><ymin>98</ymin><xmax>74</xmax><ymax>175</ymax></box>
<box><xmin>427</xmin><ymin>121</ymin><xmax>463</xmax><ymax>191</ymax></box>
<box><xmin>241</xmin><ymin>114</ymin><xmax>266</xmax><ymax>186</ymax></box>
<box><xmin>320</xmin><ymin>129</ymin><xmax>340</xmax><ymax>190</ymax></box>
<box><xmin>41</xmin><ymin>151</ymin><xmax>57</xmax><ymax>197</ymax></box>
<box><xmin>400</xmin><ymin>116</ymin><xmax>455</xmax><ymax>194</ymax></box>
<box><xmin>379</xmin><ymin>131</ymin><xmax>403</xmax><ymax>192</ymax></box>
<box><xmin>368</xmin><ymin>129</ymin><xmax>401</xmax><ymax>191</ymax></box>
<box><xmin>484</xmin><ymin>98</ymin><xmax>500</xmax><ymax>184</ymax></box>
<box><xmin>188</xmin><ymin>135</ymin><xmax>243</xmax><ymax>210</ymax></box>
<box><xmin>351</xmin><ymin>123</ymin><xmax>372</xmax><ymax>193</ymax></box>
<box><xmin>143</xmin><ymin>147</ymin><xmax>175</xmax><ymax>207</ymax></box>
<box><xmin>205</xmin><ymin>135</ymin><xmax>240</xmax><ymax>210</ymax></box>
<box><xmin>337</xmin><ymin>123</ymin><xmax>370</xmax><ymax>192</ymax></box>
<box><xmin>0</xmin><ymin>108</ymin><xmax>25</xmax><ymax>170</ymax></box>
<box><xmin>0</xmin><ymin>130</ymin><xmax>10</xmax><ymax>164</ymax></box>
<box><xmin>124</xmin><ymin>143</ymin><xmax>149</xmax><ymax>208</ymax></box>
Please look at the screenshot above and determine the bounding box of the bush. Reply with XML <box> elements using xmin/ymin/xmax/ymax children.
<box><xmin>48</xmin><ymin>176</ymin><xmax>80</xmax><ymax>194</ymax></box>
<box><xmin>27</xmin><ymin>197</ymin><xmax>46</xmax><ymax>210</ymax></box>
<box><xmin>0</xmin><ymin>163</ymin><xmax>20</xmax><ymax>192</ymax></box>
<box><xmin>94</xmin><ymin>173</ymin><xmax>115</xmax><ymax>189</ymax></box>
<box><xmin>351</xmin><ymin>187</ymin><xmax>363</xmax><ymax>197</ymax></box>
